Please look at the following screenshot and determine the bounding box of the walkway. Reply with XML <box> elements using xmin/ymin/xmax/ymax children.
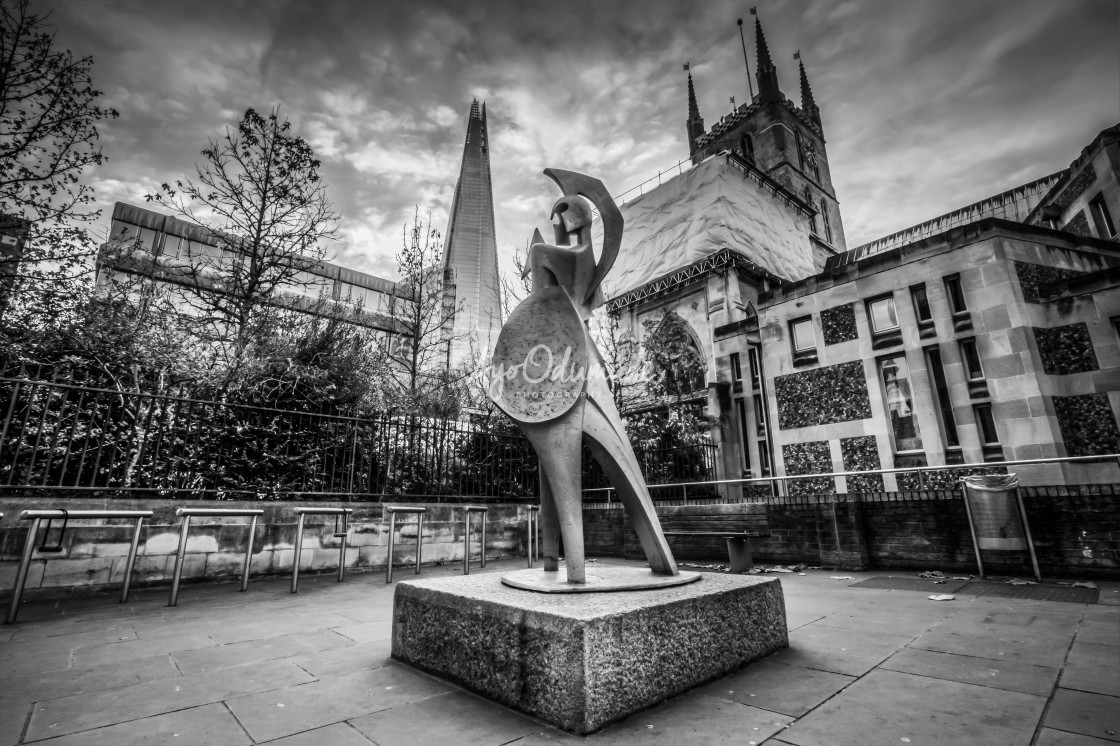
<box><xmin>1</xmin><ymin>558</ymin><xmax>1116</xmax><ymax>745</ymax></box>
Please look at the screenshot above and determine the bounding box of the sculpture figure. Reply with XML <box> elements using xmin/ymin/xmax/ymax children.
<box><xmin>489</xmin><ymin>169</ymin><xmax>678</xmax><ymax>584</ymax></box>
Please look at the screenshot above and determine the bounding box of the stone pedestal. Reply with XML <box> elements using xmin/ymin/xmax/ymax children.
<box><xmin>391</xmin><ymin>570</ymin><xmax>788</xmax><ymax>734</ymax></box>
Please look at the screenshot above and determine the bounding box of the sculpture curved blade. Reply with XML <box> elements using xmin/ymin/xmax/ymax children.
<box><xmin>543</xmin><ymin>168</ymin><xmax>623</xmax><ymax>307</ymax></box>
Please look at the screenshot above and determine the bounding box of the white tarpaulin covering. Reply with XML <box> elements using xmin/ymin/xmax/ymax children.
<box><xmin>599</xmin><ymin>156</ymin><xmax>813</xmax><ymax>300</ymax></box>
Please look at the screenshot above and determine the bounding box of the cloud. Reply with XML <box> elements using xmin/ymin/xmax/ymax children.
<box><xmin>40</xmin><ymin>0</ymin><xmax>1120</xmax><ymax>276</ymax></box>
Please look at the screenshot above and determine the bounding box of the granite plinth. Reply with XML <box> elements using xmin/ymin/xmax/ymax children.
<box><xmin>391</xmin><ymin>569</ymin><xmax>788</xmax><ymax>734</ymax></box>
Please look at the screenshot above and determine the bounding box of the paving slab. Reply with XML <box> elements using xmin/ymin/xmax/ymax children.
<box><xmin>284</xmin><ymin>639</ymin><xmax>392</xmax><ymax>679</ymax></box>
<box><xmin>696</xmin><ymin>659</ymin><xmax>855</xmax><ymax>717</ymax></box>
<box><xmin>1043</xmin><ymin>688</ymin><xmax>1120</xmax><ymax>742</ymax></box>
<box><xmin>1060</xmin><ymin>641</ymin><xmax>1120</xmax><ymax>696</ymax></box>
<box><xmin>24</xmin><ymin>702</ymin><xmax>251</xmax><ymax>745</ymax></box>
<box><xmin>72</xmin><ymin>630</ymin><xmax>216</xmax><ymax>667</ymax></box>
<box><xmin>1036</xmin><ymin>728</ymin><xmax>1120</xmax><ymax>745</ymax></box>
<box><xmin>584</xmin><ymin>693</ymin><xmax>792</xmax><ymax>744</ymax></box>
<box><xmin>172</xmin><ymin>628</ymin><xmax>352</xmax><ymax>675</ymax></box>
<box><xmin>0</xmin><ymin>652</ymin><xmax>179</xmax><ymax>706</ymax></box>
<box><xmin>1</xmin><ymin>559</ymin><xmax>1113</xmax><ymax>745</ymax></box>
<box><xmin>769</xmin><ymin>623</ymin><xmax>914</xmax><ymax>677</ymax></box>
<box><xmin>24</xmin><ymin>658</ymin><xmax>312</xmax><ymax>741</ymax></box>
<box><xmin>258</xmin><ymin>722</ymin><xmax>376</xmax><ymax>746</ymax></box>
<box><xmin>349</xmin><ymin>690</ymin><xmax>543</xmax><ymax>746</ymax></box>
<box><xmin>879</xmin><ymin>646</ymin><xmax>1059</xmax><ymax>696</ymax></box>
<box><xmin>909</xmin><ymin>611</ymin><xmax>1078</xmax><ymax>668</ymax></box>
<box><xmin>0</xmin><ymin>702</ymin><xmax>30</xmax><ymax>746</ymax></box>
<box><xmin>1075</xmin><ymin>612</ymin><xmax>1120</xmax><ymax>647</ymax></box>
<box><xmin>779</xmin><ymin>668</ymin><xmax>1046</xmax><ymax>746</ymax></box>
<box><xmin>331</xmin><ymin>620</ymin><xmax>393</xmax><ymax>644</ymax></box>
<box><xmin>224</xmin><ymin>662</ymin><xmax>451</xmax><ymax>742</ymax></box>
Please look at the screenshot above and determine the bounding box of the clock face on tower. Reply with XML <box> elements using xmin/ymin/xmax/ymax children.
<box><xmin>804</xmin><ymin>140</ymin><xmax>818</xmax><ymax>166</ymax></box>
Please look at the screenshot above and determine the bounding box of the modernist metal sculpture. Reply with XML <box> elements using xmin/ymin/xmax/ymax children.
<box><xmin>489</xmin><ymin>169</ymin><xmax>679</xmax><ymax>585</ymax></box>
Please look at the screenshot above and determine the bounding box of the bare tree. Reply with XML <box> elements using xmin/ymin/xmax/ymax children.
<box><xmin>0</xmin><ymin>0</ymin><xmax>118</xmax><ymax>320</ymax></box>
<box><xmin>146</xmin><ymin>107</ymin><xmax>339</xmax><ymax>384</ymax></box>
<box><xmin>378</xmin><ymin>208</ymin><xmax>472</xmax><ymax>415</ymax></box>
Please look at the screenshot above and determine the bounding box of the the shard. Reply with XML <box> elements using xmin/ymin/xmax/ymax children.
<box><xmin>442</xmin><ymin>99</ymin><xmax>502</xmax><ymax>370</ymax></box>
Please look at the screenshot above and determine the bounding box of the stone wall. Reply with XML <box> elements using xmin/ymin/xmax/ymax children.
<box><xmin>0</xmin><ymin>498</ymin><xmax>533</xmax><ymax>601</ymax></box>
<box><xmin>583</xmin><ymin>485</ymin><xmax>1120</xmax><ymax>578</ymax></box>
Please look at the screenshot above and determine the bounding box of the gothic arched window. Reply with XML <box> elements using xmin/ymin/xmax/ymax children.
<box><xmin>805</xmin><ymin>187</ymin><xmax>816</xmax><ymax>234</ymax></box>
<box><xmin>648</xmin><ymin>314</ymin><xmax>706</xmax><ymax>397</ymax></box>
<box><xmin>820</xmin><ymin>198</ymin><xmax>833</xmax><ymax>243</ymax></box>
<box><xmin>795</xmin><ymin>130</ymin><xmax>805</xmax><ymax>169</ymax></box>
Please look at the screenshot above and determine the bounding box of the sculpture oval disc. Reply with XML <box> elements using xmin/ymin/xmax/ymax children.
<box><xmin>488</xmin><ymin>286</ymin><xmax>589</xmax><ymax>423</ymax></box>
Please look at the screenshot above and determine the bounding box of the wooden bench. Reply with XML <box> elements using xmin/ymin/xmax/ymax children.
<box><xmin>660</xmin><ymin>512</ymin><xmax>770</xmax><ymax>573</ymax></box>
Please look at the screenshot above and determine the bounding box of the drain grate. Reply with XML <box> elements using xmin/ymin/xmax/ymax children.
<box><xmin>963</xmin><ymin>582</ymin><xmax>1099</xmax><ymax>604</ymax></box>
<box><xmin>850</xmin><ymin>577</ymin><xmax>971</xmax><ymax>593</ymax></box>
<box><xmin>849</xmin><ymin>576</ymin><xmax>1099</xmax><ymax>604</ymax></box>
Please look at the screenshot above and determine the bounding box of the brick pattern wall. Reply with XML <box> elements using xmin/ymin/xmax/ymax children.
<box><xmin>583</xmin><ymin>486</ymin><xmax>1120</xmax><ymax>578</ymax></box>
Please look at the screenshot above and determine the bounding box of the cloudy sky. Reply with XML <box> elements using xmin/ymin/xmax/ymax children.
<box><xmin>46</xmin><ymin>0</ymin><xmax>1119</xmax><ymax>283</ymax></box>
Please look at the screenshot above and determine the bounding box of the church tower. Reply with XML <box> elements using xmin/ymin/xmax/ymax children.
<box><xmin>686</xmin><ymin>14</ymin><xmax>847</xmax><ymax>252</ymax></box>
<box><xmin>442</xmin><ymin>99</ymin><xmax>502</xmax><ymax>369</ymax></box>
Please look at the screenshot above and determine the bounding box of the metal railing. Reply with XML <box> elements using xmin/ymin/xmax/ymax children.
<box><xmin>582</xmin><ymin>454</ymin><xmax>1120</xmax><ymax>503</ymax></box>
<box><xmin>6</xmin><ymin>509</ymin><xmax>153</xmax><ymax>624</ymax></box>
<box><xmin>0</xmin><ymin>373</ymin><xmax>538</xmax><ymax>500</ymax></box>
<box><xmin>1</xmin><ymin>373</ymin><xmax>718</xmax><ymax>502</ymax></box>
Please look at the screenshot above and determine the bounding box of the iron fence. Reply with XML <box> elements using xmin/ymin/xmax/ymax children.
<box><xmin>0</xmin><ymin>373</ymin><xmax>719</xmax><ymax>501</ymax></box>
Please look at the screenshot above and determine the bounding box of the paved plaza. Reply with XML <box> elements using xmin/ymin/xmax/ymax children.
<box><xmin>1</xmin><ymin>558</ymin><xmax>1117</xmax><ymax>745</ymax></box>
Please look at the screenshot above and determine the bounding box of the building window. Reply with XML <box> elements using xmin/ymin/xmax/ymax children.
<box><xmin>925</xmin><ymin>346</ymin><xmax>960</xmax><ymax>451</ymax></box>
<box><xmin>805</xmin><ymin>187</ymin><xmax>816</xmax><ymax>234</ymax></box>
<box><xmin>1089</xmin><ymin>192</ymin><xmax>1117</xmax><ymax>239</ymax></box>
<box><xmin>757</xmin><ymin>440</ymin><xmax>772</xmax><ymax>477</ymax></box>
<box><xmin>753</xmin><ymin>393</ymin><xmax>766</xmax><ymax>437</ymax></box>
<box><xmin>736</xmin><ymin>398</ymin><xmax>752</xmax><ymax>470</ymax></box>
<box><xmin>974</xmin><ymin>403</ymin><xmax>999</xmax><ymax>445</ymax></box>
<box><xmin>910</xmin><ymin>284</ymin><xmax>932</xmax><ymax>323</ymax></box>
<box><xmin>944</xmin><ymin>274</ymin><xmax>967</xmax><ymax>315</ymax></box>
<box><xmin>879</xmin><ymin>355</ymin><xmax>923</xmax><ymax>453</ymax></box>
<box><xmin>748</xmin><ymin>347</ymin><xmax>761</xmax><ymax>390</ymax></box>
<box><xmin>867</xmin><ymin>295</ymin><xmax>899</xmax><ymax>334</ymax></box>
<box><xmin>795</xmin><ymin>130</ymin><xmax>805</xmax><ymax>169</ymax></box>
<box><xmin>740</xmin><ymin>134</ymin><xmax>755</xmax><ymax>162</ymax></box>
<box><xmin>790</xmin><ymin>316</ymin><xmax>816</xmax><ymax>358</ymax></box>
<box><xmin>730</xmin><ymin>352</ymin><xmax>742</xmax><ymax>382</ymax></box>
<box><xmin>959</xmin><ymin>338</ymin><xmax>984</xmax><ymax>381</ymax></box>
<box><xmin>820</xmin><ymin>199</ymin><xmax>833</xmax><ymax>243</ymax></box>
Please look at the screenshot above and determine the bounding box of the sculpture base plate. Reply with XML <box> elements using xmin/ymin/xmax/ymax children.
<box><xmin>501</xmin><ymin>565</ymin><xmax>701</xmax><ymax>593</ymax></box>
<box><xmin>392</xmin><ymin>568</ymin><xmax>788</xmax><ymax>734</ymax></box>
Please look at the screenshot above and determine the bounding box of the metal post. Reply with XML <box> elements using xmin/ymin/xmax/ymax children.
<box><xmin>121</xmin><ymin>516</ymin><xmax>145</xmax><ymax>603</ymax></box>
<box><xmin>6</xmin><ymin>517</ymin><xmax>41</xmax><ymax>624</ymax></box>
<box><xmin>480</xmin><ymin>511</ymin><xmax>487</xmax><ymax>569</ymax></box>
<box><xmin>386</xmin><ymin>511</ymin><xmax>397</xmax><ymax>583</ymax></box>
<box><xmin>414</xmin><ymin>512</ymin><xmax>424</xmax><ymax>574</ymax></box>
<box><xmin>463</xmin><ymin>511</ymin><xmax>472</xmax><ymax>576</ymax></box>
<box><xmin>1014</xmin><ymin>488</ymin><xmax>1043</xmax><ymax>582</ymax></box>
<box><xmin>526</xmin><ymin>506</ymin><xmax>539</xmax><ymax>567</ymax></box>
<box><xmin>168</xmin><ymin>514</ymin><xmax>192</xmax><ymax>607</ymax></box>
<box><xmin>337</xmin><ymin>530</ymin><xmax>348</xmax><ymax>584</ymax></box>
<box><xmin>242</xmin><ymin>515</ymin><xmax>258</xmax><ymax>592</ymax></box>
<box><xmin>291</xmin><ymin>513</ymin><xmax>306</xmax><ymax>593</ymax></box>
<box><xmin>960</xmin><ymin>479</ymin><xmax>986</xmax><ymax>579</ymax></box>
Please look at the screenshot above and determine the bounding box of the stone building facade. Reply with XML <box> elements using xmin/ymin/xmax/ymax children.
<box><xmin>758</xmin><ymin>219</ymin><xmax>1120</xmax><ymax>492</ymax></box>
<box><xmin>604</xmin><ymin>12</ymin><xmax>1120</xmax><ymax>491</ymax></box>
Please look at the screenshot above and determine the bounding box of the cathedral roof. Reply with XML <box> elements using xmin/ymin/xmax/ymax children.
<box><xmin>601</xmin><ymin>153</ymin><xmax>816</xmax><ymax>302</ymax></box>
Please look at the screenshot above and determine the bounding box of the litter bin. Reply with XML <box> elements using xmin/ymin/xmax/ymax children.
<box><xmin>959</xmin><ymin>473</ymin><xmax>1040</xmax><ymax>581</ymax></box>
